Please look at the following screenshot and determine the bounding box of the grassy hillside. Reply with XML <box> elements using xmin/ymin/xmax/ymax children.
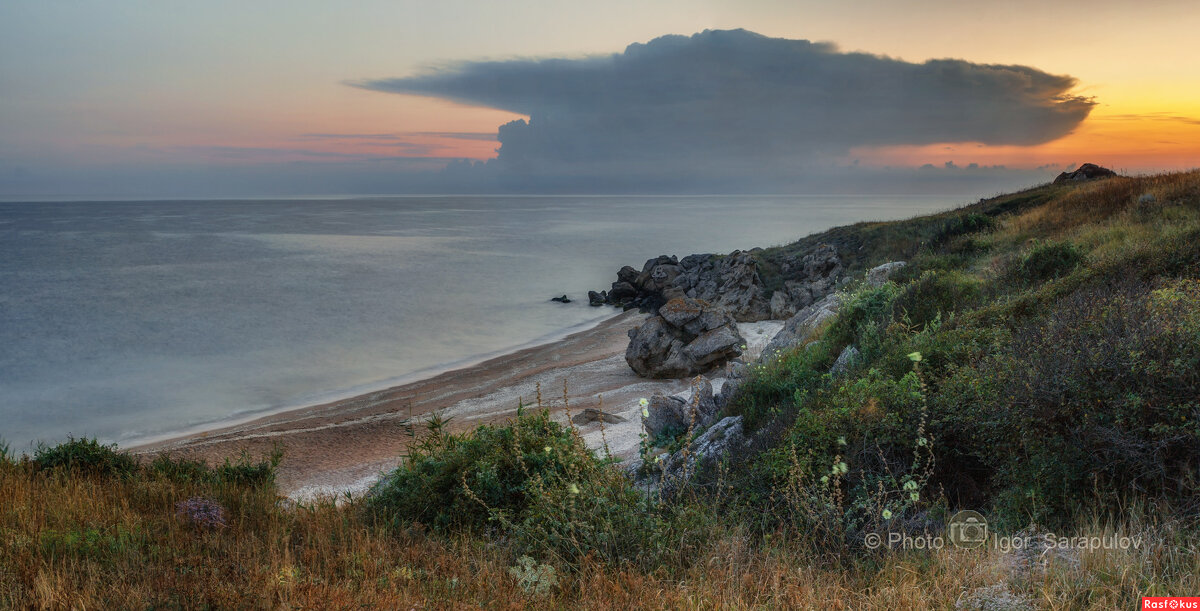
<box><xmin>3</xmin><ymin>171</ymin><xmax>1199</xmax><ymax>608</ymax></box>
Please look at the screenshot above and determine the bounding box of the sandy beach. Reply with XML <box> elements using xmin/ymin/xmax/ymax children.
<box><xmin>131</xmin><ymin>309</ymin><xmax>782</xmax><ymax>499</ymax></box>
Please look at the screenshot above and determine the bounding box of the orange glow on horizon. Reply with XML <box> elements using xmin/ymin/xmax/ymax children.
<box><xmin>847</xmin><ymin>108</ymin><xmax>1200</xmax><ymax>173</ymax></box>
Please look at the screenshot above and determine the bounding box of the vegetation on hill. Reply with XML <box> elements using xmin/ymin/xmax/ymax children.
<box><xmin>3</xmin><ymin>171</ymin><xmax>1199</xmax><ymax>608</ymax></box>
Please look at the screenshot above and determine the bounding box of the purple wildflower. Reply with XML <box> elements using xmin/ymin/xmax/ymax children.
<box><xmin>175</xmin><ymin>496</ymin><xmax>228</xmax><ymax>530</ymax></box>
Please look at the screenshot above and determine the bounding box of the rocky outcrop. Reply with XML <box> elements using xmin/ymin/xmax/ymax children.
<box><xmin>829</xmin><ymin>345</ymin><xmax>859</xmax><ymax>376</ymax></box>
<box><xmin>1053</xmin><ymin>163</ymin><xmax>1117</xmax><ymax>184</ymax></box>
<box><xmin>767</xmin><ymin>244</ymin><xmax>843</xmax><ymax>319</ymax></box>
<box><xmin>761</xmin><ymin>292</ymin><xmax>842</xmax><ymax>360</ymax></box>
<box><xmin>866</xmin><ymin>261</ymin><xmax>906</xmax><ymax>287</ymax></box>
<box><xmin>642</xmin><ymin>376</ymin><xmax>720</xmax><ymax>439</ymax></box>
<box><xmin>599</xmin><ymin>245</ymin><xmax>843</xmax><ymax>322</ymax></box>
<box><xmin>635</xmin><ymin>415</ymin><xmax>747</xmax><ymax>499</ymax></box>
<box><xmin>625</xmin><ymin>298</ymin><xmax>744</xmax><ymax>378</ymax></box>
<box><xmin>662</xmin><ymin>415</ymin><xmax>744</xmax><ymax>471</ymax></box>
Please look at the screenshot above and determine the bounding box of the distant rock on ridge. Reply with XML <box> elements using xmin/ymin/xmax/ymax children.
<box><xmin>1053</xmin><ymin>163</ymin><xmax>1117</xmax><ymax>184</ymax></box>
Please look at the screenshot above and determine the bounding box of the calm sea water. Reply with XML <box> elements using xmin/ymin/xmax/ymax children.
<box><xmin>0</xmin><ymin>195</ymin><xmax>960</xmax><ymax>449</ymax></box>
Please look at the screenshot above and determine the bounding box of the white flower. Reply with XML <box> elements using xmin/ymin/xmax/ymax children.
<box><xmin>568</xmin><ymin>483</ymin><xmax>580</xmax><ymax>495</ymax></box>
<box><xmin>882</xmin><ymin>508</ymin><xmax>893</xmax><ymax>520</ymax></box>
<box><xmin>543</xmin><ymin>445</ymin><xmax>551</xmax><ymax>453</ymax></box>
<box><xmin>638</xmin><ymin>398</ymin><xmax>649</xmax><ymax>407</ymax></box>
<box><xmin>910</xmin><ymin>492</ymin><xmax>920</xmax><ymax>502</ymax></box>
<box><xmin>642</xmin><ymin>407</ymin><xmax>650</xmax><ymax>419</ymax></box>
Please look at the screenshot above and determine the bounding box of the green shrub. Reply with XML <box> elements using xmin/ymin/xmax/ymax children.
<box><xmin>729</xmin><ymin>274</ymin><xmax>1200</xmax><ymax>535</ymax></box>
<box><xmin>368</xmin><ymin>409</ymin><xmax>672</xmax><ymax>567</ymax></box>
<box><xmin>213</xmin><ymin>447</ymin><xmax>282</xmax><ymax>488</ymax></box>
<box><xmin>40</xmin><ymin>525</ymin><xmax>144</xmax><ymax>562</ymax></box>
<box><xmin>147</xmin><ymin>447</ymin><xmax>281</xmax><ymax>489</ymax></box>
<box><xmin>824</xmin><ymin>283</ymin><xmax>901</xmax><ymax>349</ymax></box>
<box><xmin>33</xmin><ymin>437</ymin><xmax>138</xmax><ymax>478</ymax></box>
<box><xmin>727</xmin><ymin>339</ymin><xmax>836</xmax><ymax>431</ymax></box>
<box><xmin>892</xmin><ymin>270</ymin><xmax>982</xmax><ymax>330</ymax></box>
<box><xmin>1017</xmin><ymin>240</ymin><xmax>1085</xmax><ymax>283</ymax></box>
<box><xmin>736</xmin><ymin>355</ymin><xmax>940</xmax><ymax>548</ymax></box>
<box><xmin>148</xmin><ymin>454</ymin><xmax>212</xmax><ymax>483</ymax></box>
<box><xmin>979</xmin><ymin>279</ymin><xmax>1200</xmax><ymax>524</ymax></box>
<box><xmin>930</xmin><ymin>212</ymin><xmax>996</xmax><ymax>248</ymax></box>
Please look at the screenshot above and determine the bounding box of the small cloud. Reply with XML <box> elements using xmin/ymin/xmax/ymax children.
<box><xmin>1103</xmin><ymin>113</ymin><xmax>1200</xmax><ymax>126</ymax></box>
<box><xmin>300</xmin><ymin>131</ymin><xmax>497</xmax><ymax>142</ymax></box>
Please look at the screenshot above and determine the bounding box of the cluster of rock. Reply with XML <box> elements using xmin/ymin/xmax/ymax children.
<box><xmin>766</xmin><ymin>244</ymin><xmax>843</xmax><ymax>319</ymax></box>
<box><xmin>625</xmin><ymin>297</ymin><xmax>744</xmax><ymax>378</ymax></box>
<box><xmin>622</xmin><ymin>261</ymin><xmax>910</xmax><ymax>495</ymax></box>
<box><xmin>628</xmin><ymin>376</ymin><xmax>748</xmax><ymax>498</ymax></box>
<box><xmin>1052</xmin><ymin>162</ymin><xmax>1117</xmax><ymax>184</ymax></box>
<box><xmin>597</xmin><ymin>245</ymin><xmax>843</xmax><ymax>323</ymax></box>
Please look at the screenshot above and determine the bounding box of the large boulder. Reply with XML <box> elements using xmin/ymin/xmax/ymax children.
<box><xmin>643</xmin><ymin>394</ymin><xmax>690</xmax><ymax>439</ymax></box>
<box><xmin>762</xmin><ymin>292</ymin><xmax>842</xmax><ymax>360</ymax></box>
<box><xmin>608</xmin><ymin>281</ymin><xmax>638</xmax><ymax>302</ymax></box>
<box><xmin>1052</xmin><ymin>163</ymin><xmax>1117</xmax><ymax>184</ymax></box>
<box><xmin>626</xmin><ymin>298</ymin><xmax>744</xmax><ymax>378</ymax></box>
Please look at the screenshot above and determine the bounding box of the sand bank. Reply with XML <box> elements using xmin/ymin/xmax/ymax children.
<box><xmin>133</xmin><ymin>311</ymin><xmax>782</xmax><ymax>499</ymax></box>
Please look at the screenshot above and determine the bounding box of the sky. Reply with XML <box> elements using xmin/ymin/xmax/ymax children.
<box><xmin>1</xmin><ymin>0</ymin><xmax>1198</xmax><ymax>197</ymax></box>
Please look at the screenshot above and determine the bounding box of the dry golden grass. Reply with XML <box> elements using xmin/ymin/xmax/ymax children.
<box><xmin>2</xmin><ymin>458</ymin><xmax>1196</xmax><ymax>609</ymax></box>
<box><xmin>1009</xmin><ymin>170</ymin><xmax>1200</xmax><ymax>237</ymax></box>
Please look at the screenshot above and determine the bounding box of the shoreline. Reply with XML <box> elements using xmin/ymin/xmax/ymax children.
<box><xmin>122</xmin><ymin>308</ymin><xmax>622</xmax><ymax>449</ymax></box>
<box><xmin>130</xmin><ymin>309</ymin><xmax>664</xmax><ymax>498</ymax></box>
<box><xmin>130</xmin><ymin>306</ymin><xmax>782</xmax><ymax>500</ymax></box>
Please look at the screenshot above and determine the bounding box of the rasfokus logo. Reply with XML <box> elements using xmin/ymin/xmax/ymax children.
<box><xmin>1143</xmin><ymin>597</ymin><xmax>1200</xmax><ymax>609</ymax></box>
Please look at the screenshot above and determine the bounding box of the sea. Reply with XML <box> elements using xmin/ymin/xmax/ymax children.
<box><xmin>0</xmin><ymin>194</ymin><xmax>961</xmax><ymax>450</ymax></box>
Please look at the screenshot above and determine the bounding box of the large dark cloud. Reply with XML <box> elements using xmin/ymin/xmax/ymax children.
<box><xmin>355</xmin><ymin>29</ymin><xmax>1094</xmax><ymax>190</ymax></box>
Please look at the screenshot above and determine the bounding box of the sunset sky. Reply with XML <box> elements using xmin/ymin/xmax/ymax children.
<box><xmin>1</xmin><ymin>0</ymin><xmax>1197</xmax><ymax>196</ymax></box>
